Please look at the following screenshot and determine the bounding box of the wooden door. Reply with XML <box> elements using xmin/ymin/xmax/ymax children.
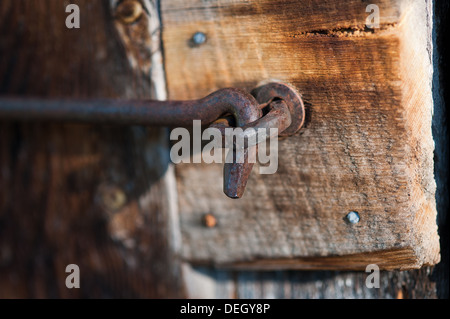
<box><xmin>0</xmin><ymin>0</ymin><xmax>448</xmax><ymax>298</ymax></box>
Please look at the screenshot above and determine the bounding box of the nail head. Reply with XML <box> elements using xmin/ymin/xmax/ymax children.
<box><xmin>99</xmin><ymin>185</ymin><xmax>127</xmax><ymax>212</ymax></box>
<box><xmin>346</xmin><ymin>211</ymin><xmax>360</xmax><ymax>224</ymax></box>
<box><xmin>116</xmin><ymin>0</ymin><xmax>143</xmax><ymax>25</ymax></box>
<box><xmin>192</xmin><ymin>32</ymin><xmax>207</xmax><ymax>45</ymax></box>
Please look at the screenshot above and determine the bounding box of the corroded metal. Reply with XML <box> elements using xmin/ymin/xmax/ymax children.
<box><xmin>210</xmin><ymin>100</ymin><xmax>293</xmax><ymax>149</ymax></box>
<box><xmin>0</xmin><ymin>82</ymin><xmax>305</xmax><ymax>199</ymax></box>
<box><xmin>0</xmin><ymin>88</ymin><xmax>261</xmax><ymax>127</ymax></box>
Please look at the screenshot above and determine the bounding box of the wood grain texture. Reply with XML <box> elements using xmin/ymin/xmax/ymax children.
<box><xmin>162</xmin><ymin>0</ymin><xmax>440</xmax><ymax>269</ymax></box>
<box><xmin>0</xmin><ymin>0</ymin><xmax>446</xmax><ymax>300</ymax></box>
<box><xmin>0</xmin><ymin>0</ymin><xmax>184</xmax><ymax>298</ymax></box>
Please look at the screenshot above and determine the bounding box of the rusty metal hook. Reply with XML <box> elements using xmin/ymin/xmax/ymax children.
<box><xmin>0</xmin><ymin>82</ymin><xmax>305</xmax><ymax>198</ymax></box>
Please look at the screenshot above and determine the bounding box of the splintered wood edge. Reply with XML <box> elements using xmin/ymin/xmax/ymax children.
<box><xmin>399</xmin><ymin>0</ymin><xmax>440</xmax><ymax>268</ymax></box>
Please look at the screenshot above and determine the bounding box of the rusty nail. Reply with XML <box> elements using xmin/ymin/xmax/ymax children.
<box><xmin>116</xmin><ymin>0</ymin><xmax>143</xmax><ymax>24</ymax></box>
<box><xmin>99</xmin><ymin>185</ymin><xmax>127</xmax><ymax>212</ymax></box>
<box><xmin>202</xmin><ymin>213</ymin><xmax>217</xmax><ymax>228</ymax></box>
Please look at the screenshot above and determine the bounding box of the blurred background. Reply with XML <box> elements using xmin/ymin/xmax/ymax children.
<box><xmin>0</xmin><ymin>0</ymin><xmax>448</xmax><ymax>298</ymax></box>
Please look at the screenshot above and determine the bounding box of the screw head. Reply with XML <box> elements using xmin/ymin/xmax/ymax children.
<box><xmin>98</xmin><ymin>185</ymin><xmax>127</xmax><ymax>212</ymax></box>
<box><xmin>192</xmin><ymin>32</ymin><xmax>207</xmax><ymax>45</ymax></box>
<box><xmin>116</xmin><ymin>0</ymin><xmax>143</xmax><ymax>25</ymax></box>
<box><xmin>346</xmin><ymin>211</ymin><xmax>360</xmax><ymax>224</ymax></box>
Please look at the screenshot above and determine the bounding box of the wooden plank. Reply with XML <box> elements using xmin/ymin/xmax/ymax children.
<box><xmin>162</xmin><ymin>0</ymin><xmax>440</xmax><ymax>269</ymax></box>
<box><xmin>184</xmin><ymin>264</ymin><xmax>438</xmax><ymax>298</ymax></box>
<box><xmin>0</xmin><ymin>0</ymin><xmax>184</xmax><ymax>298</ymax></box>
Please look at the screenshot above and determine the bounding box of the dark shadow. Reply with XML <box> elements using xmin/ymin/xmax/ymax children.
<box><xmin>431</xmin><ymin>0</ymin><xmax>450</xmax><ymax>299</ymax></box>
